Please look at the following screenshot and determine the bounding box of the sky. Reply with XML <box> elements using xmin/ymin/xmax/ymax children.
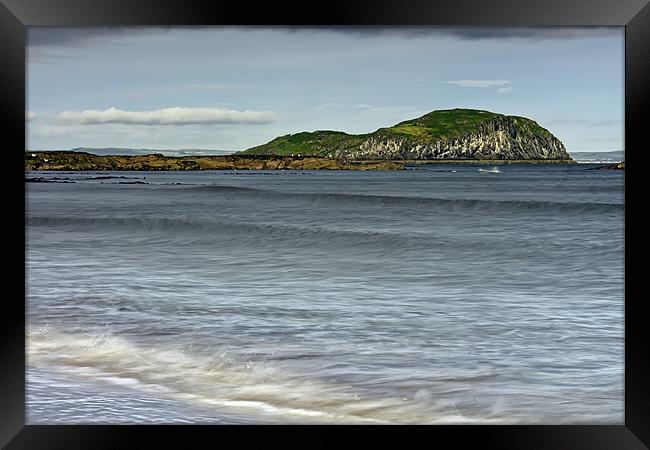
<box><xmin>26</xmin><ymin>26</ymin><xmax>624</xmax><ymax>154</ymax></box>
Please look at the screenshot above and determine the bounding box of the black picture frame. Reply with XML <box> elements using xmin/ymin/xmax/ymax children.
<box><xmin>2</xmin><ymin>0</ymin><xmax>648</xmax><ymax>448</ymax></box>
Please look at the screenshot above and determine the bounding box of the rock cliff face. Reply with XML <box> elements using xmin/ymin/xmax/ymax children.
<box><xmin>351</xmin><ymin>116</ymin><xmax>569</xmax><ymax>160</ymax></box>
<box><xmin>239</xmin><ymin>109</ymin><xmax>574</xmax><ymax>161</ymax></box>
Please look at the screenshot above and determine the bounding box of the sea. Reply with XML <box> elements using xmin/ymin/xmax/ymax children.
<box><xmin>25</xmin><ymin>163</ymin><xmax>625</xmax><ymax>424</ymax></box>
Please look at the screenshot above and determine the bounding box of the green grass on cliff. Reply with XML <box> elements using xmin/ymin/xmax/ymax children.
<box><xmin>389</xmin><ymin>109</ymin><xmax>496</xmax><ymax>140</ymax></box>
<box><xmin>242</xmin><ymin>130</ymin><xmax>367</xmax><ymax>156</ymax></box>
<box><xmin>237</xmin><ymin>108</ymin><xmax>555</xmax><ymax>156</ymax></box>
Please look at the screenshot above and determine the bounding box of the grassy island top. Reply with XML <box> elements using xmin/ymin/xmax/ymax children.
<box><xmin>389</xmin><ymin>109</ymin><xmax>552</xmax><ymax>140</ymax></box>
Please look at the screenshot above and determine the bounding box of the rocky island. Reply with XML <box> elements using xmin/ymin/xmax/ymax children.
<box><xmin>25</xmin><ymin>109</ymin><xmax>575</xmax><ymax>171</ymax></box>
<box><xmin>239</xmin><ymin>109</ymin><xmax>574</xmax><ymax>162</ymax></box>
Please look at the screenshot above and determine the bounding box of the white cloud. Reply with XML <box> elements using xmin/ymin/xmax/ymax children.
<box><xmin>446</xmin><ymin>80</ymin><xmax>514</xmax><ymax>94</ymax></box>
<box><xmin>57</xmin><ymin>106</ymin><xmax>278</xmax><ymax>126</ymax></box>
<box><xmin>445</xmin><ymin>80</ymin><xmax>511</xmax><ymax>88</ymax></box>
<box><xmin>353</xmin><ymin>104</ymin><xmax>418</xmax><ymax>114</ymax></box>
<box><xmin>26</xmin><ymin>111</ymin><xmax>37</xmax><ymax>120</ymax></box>
<box><xmin>28</xmin><ymin>120</ymin><xmax>272</xmax><ymax>151</ymax></box>
<box><xmin>180</xmin><ymin>84</ymin><xmax>237</xmax><ymax>90</ymax></box>
<box><xmin>313</xmin><ymin>103</ymin><xmax>344</xmax><ymax>110</ymax></box>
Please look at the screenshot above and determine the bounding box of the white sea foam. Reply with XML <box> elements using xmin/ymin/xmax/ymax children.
<box><xmin>28</xmin><ymin>326</ymin><xmax>513</xmax><ymax>424</ymax></box>
<box><xmin>478</xmin><ymin>166</ymin><xmax>501</xmax><ymax>173</ymax></box>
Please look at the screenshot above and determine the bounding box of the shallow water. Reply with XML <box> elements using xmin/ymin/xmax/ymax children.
<box><xmin>26</xmin><ymin>164</ymin><xmax>624</xmax><ymax>424</ymax></box>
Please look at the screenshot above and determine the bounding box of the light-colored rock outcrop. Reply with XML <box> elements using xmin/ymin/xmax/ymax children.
<box><xmin>344</xmin><ymin>116</ymin><xmax>571</xmax><ymax>160</ymax></box>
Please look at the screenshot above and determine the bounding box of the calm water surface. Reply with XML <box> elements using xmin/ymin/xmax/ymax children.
<box><xmin>26</xmin><ymin>164</ymin><xmax>624</xmax><ymax>424</ymax></box>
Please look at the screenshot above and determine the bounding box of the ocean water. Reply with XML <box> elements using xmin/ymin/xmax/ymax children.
<box><xmin>25</xmin><ymin>164</ymin><xmax>625</xmax><ymax>424</ymax></box>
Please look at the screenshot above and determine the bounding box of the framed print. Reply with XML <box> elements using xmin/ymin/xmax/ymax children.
<box><xmin>2</xmin><ymin>0</ymin><xmax>648</xmax><ymax>448</ymax></box>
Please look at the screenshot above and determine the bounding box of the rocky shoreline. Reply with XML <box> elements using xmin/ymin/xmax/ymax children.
<box><xmin>25</xmin><ymin>152</ymin><xmax>403</xmax><ymax>171</ymax></box>
<box><xmin>25</xmin><ymin>151</ymin><xmax>577</xmax><ymax>172</ymax></box>
<box><xmin>587</xmin><ymin>161</ymin><xmax>625</xmax><ymax>170</ymax></box>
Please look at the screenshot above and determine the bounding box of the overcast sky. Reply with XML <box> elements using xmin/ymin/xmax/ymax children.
<box><xmin>26</xmin><ymin>26</ymin><xmax>624</xmax><ymax>154</ymax></box>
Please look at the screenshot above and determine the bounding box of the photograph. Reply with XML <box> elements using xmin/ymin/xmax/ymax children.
<box><xmin>24</xmin><ymin>26</ymin><xmax>625</xmax><ymax>426</ymax></box>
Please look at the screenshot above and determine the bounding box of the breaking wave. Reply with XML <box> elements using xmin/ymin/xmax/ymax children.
<box><xmin>27</xmin><ymin>326</ymin><xmax>511</xmax><ymax>424</ymax></box>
